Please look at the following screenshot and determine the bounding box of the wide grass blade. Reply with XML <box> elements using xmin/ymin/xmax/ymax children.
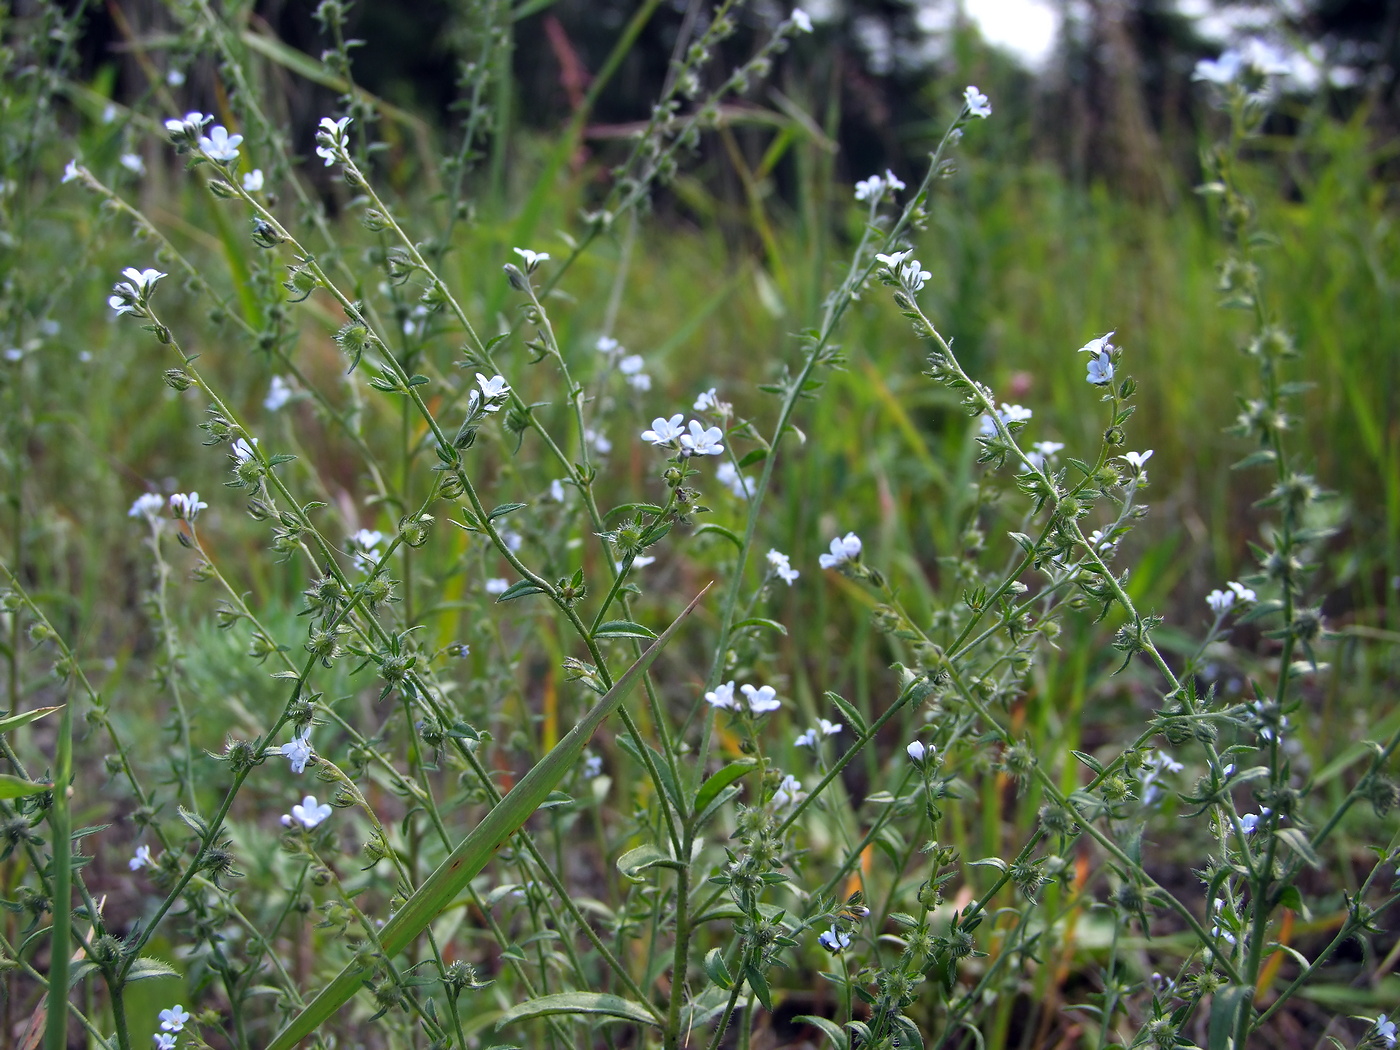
<box><xmin>264</xmin><ymin>585</ymin><xmax>709</xmax><ymax>1049</ymax></box>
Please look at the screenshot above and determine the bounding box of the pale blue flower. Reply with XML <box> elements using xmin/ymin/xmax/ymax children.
<box><xmin>1086</xmin><ymin>353</ymin><xmax>1114</xmax><ymax>385</ymax></box>
<box><xmin>766</xmin><ymin>549</ymin><xmax>799</xmax><ymax>585</ymax></box>
<box><xmin>964</xmin><ymin>86</ymin><xmax>992</xmax><ymax>118</ymax></box>
<box><xmin>679</xmin><ymin>420</ymin><xmax>724</xmax><ymax>456</ymax></box>
<box><xmin>264</xmin><ymin>375</ymin><xmax>293</xmax><ymax>411</ymax></box>
<box><xmin>1207</xmin><ymin>588</ymin><xmax>1235</xmax><ymax>615</ymax></box>
<box><xmin>772</xmin><ymin>774</ymin><xmax>805</xmax><ymax>808</ymax></box>
<box><xmin>279</xmin><ymin>730</ymin><xmax>313</xmax><ymax>774</ymax></box>
<box><xmin>129</xmin><ymin>493</ymin><xmax>166</xmax><ymax>520</ymax></box>
<box><xmin>129</xmin><ymin>844</ymin><xmax>154</xmax><ymax>871</ymax></box>
<box><xmin>512</xmin><ymin>247</ymin><xmax>549</xmax><ymax>272</ymax></box>
<box><xmin>242</xmin><ymin>168</ymin><xmax>265</xmax><ymax>192</ymax></box>
<box><xmin>198</xmin><ymin>125</ymin><xmax>243</xmax><ymax>162</ymax></box>
<box><xmin>159</xmin><ymin>1005</ymin><xmax>191</xmax><ymax>1033</ymax></box>
<box><xmin>641</xmin><ymin>413</ymin><xmax>685</xmax><ymax>446</ymax></box>
<box><xmin>168</xmin><ymin>492</ymin><xmax>207</xmax><ymax>521</ymax></box>
<box><xmin>818</xmin><ymin>925</ymin><xmax>851</xmax><ymax>952</ymax></box>
<box><xmin>283</xmin><ymin>794</ymin><xmax>333</xmax><ymax>830</ymax></box>
<box><xmin>819</xmin><ymin>532</ymin><xmax>862</xmax><ymax>569</ymax></box>
<box><xmin>705</xmin><ymin>681</ymin><xmax>737</xmax><ymax>710</ymax></box>
<box><xmin>742</xmin><ymin>683</ymin><xmax>781</xmax><ymax>714</ymax></box>
<box><xmin>906</xmin><ymin>740</ymin><xmax>927</xmax><ymax>762</ymax></box>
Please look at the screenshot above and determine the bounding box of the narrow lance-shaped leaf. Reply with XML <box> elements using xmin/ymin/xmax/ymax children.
<box><xmin>263</xmin><ymin>585</ymin><xmax>709</xmax><ymax>1049</ymax></box>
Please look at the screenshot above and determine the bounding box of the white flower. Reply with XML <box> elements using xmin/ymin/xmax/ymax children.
<box><xmin>854</xmin><ymin>174</ymin><xmax>885</xmax><ymax>202</ymax></box>
<box><xmin>166</xmin><ymin>68</ymin><xmax>186</xmax><ymax>86</ymax></box>
<box><xmin>198</xmin><ymin>125</ymin><xmax>243</xmax><ymax>162</ymax></box>
<box><xmin>230</xmin><ymin>436</ymin><xmax>258</xmax><ymax>463</ymax></box>
<box><xmin>485</xmin><ymin>578</ymin><xmax>509</xmax><ymax>595</ymax></box>
<box><xmin>242</xmin><ymin>168</ymin><xmax>265</xmax><ymax>192</ymax></box>
<box><xmin>631</xmin><ymin>555</ymin><xmax>656</xmax><ymax>569</ymax></box>
<box><xmin>980</xmin><ymin>402</ymin><xmax>1033</xmax><ymax>437</ymax></box>
<box><xmin>1206</xmin><ymin>589</ymin><xmax>1235</xmax><ymax>615</ymax></box>
<box><xmin>350</xmin><ymin>528</ymin><xmax>385</xmax><ymax>571</ymax></box>
<box><xmin>899</xmin><ymin>259</ymin><xmax>931</xmax><ymax>292</ymax></box>
<box><xmin>1227</xmin><ymin>580</ymin><xmax>1256</xmax><ymax>604</ymax></box>
<box><xmin>705</xmin><ymin>681</ymin><xmax>737</xmax><ymax>710</ymax></box>
<box><xmin>109</xmin><ymin>266</ymin><xmax>167</xmax><ymax>316</ymax></box>
<box><xmin>501</xmin><ymin>529</ymin><xmax>524</xmax><ymax>552</ymax></box>
<box><xmin>264</xmin><ymin>375</ymin><xmax>293</xmax><ymax>411</ymax></box>
<box><xmin>906</xmin><ymin>740</ymin><xmax>927</xmax><ymax>762</ymax></box>
<box><xmin>129</xmin><ymin>493</ymin><xmax>166</xmax><ymax>520</ymax></box>
<box><xmin>1210</xmin><ymin>897</ymin><xmax>1238</xmax><ymax>945</ymax></box>
<box><xmin>819</xmin><ymin>719</ymin><xmax>842</xmax><ymax>736</ymax></box>
<box><xmin>1119</xmin><ymin>449</ymin><xmax>1153</xmax><ymax>482</ymax></box>
<box><xmin>1027</xmin><ymin>440</ymin><xmax>1065</xmax><ymax>470</ymax></box>
<box><xmin>168</xmin><ymin>492</ymin><xmax>207</xmax><ymax>521</ymax></box>
<box><xmin>618</xmin><ymin>354</ymin><xmax>651</xmax><ymax>390</ymax></box>
<box><xmin>315</xmin><ymin>116</ymin><xmax>352</xmax><ymax>165</ymax></box>
<box><xmin>164</xmin><ymin>111</ymin><xmax>211</xmax><ymax>139</ymax></box>
<box><xmin>476</xmin><ymin>373</ymin><xmax>510</xmax><ymax>409</ymax></box>
<box><xmin>818</xmin><ymin>925</ymin><xmax>851</xmax><ymax>953</ymax></box>
<box><xmin>693</xmin><ymin>387</ymin><xmax>725</xmax><ymax>413</ymax></box>
<box><xmin>1087</xmin><ymin>528</ymin><xmax>1115</xmax><ymax>553</ymax></box>
<box><xmin>790</xmin><ymin>8</ymin><xmax>813</xmax><ymax>33</ymax></box>
<box><xmin>586</xmin><ymin>428</ymin><xmax>613</xmax><ymax>455</ymax></box>
<box><xmin>129</xmin><ymin>844</ymin><xmax>154</xmax><ymax>871</ymax></box>
<box><xmin>641</xmin><ymin>413</ymin><xmax>685</xmax><ymax>446</ymax></box>
<box><xmin>875</xmin><ymin>249</ymin><xmax>912</xmax><ymax>270</ymax></box>
<box><xmin>62</xmin><ymin>159</ymin><xmax>81</xmax><ymax>183</ymax></box>
<box><xmin>279</xmin><ymin>730</ymin><xmax>313</xmax><ymax>774</ymax></box>
<box><xmin>595</xmin><ymin>335</ymin><xmax>620</xmax><ymax>357</ymax></box>
<box><xmin>772</xmin><ymin>773</ymin><xmax>805</xmax><ymax>808</ymax></box>
<box><xmin>159</xmin><ymin>1005</ymin><xmax>191</xmax><ymax>1033</ymax></box>
<box><xmin>513</xmin><ymin>247</ymin><xmax>550</xmax><ymax>272</ymax></box>
<box><xmin>154</xmin><ymin>1035</ymin><xmax>176</xmax><ymax>1050</ymax></box>
<box><xmin>549</xmin><ymin>479</ymin><xmax>567</xmax><ymax>502</ymax></box>
<box><xmin>818</xmin><ymin>531</ymin><xmax>862</xmax><ymax>569</ymax></box>
<box><xmin>766</xmin><ymin>549</ymin><xmax>799</xmax><ymax>585</ymax></box>
<box><xmin>715</xmin><ymin>461</ymin><xmax>752</xmax><ymax>499</ymax></box>
<box><xmin>1086</xmin><ymin>353</ymin><xmax>1114</xmax><ymax>385</ymax></box>
<box><xmin>1375</xmin><ymin>1014</ymin><xmax>1396</xmax><ymax>1049</ymax></box>
<box><xmin>1193</xmin><ymin>50</ymin><xmax>1243</xmax><ymax>84</ymax></box>
<box><xmin>679</xmin><ymin>420</ymin><xmax>724</xmax><ymax>456</ymax></box>
<box><xmin>963</xmin><ymin>85</ymin><xmax>992</xmax><ymax>118</ymax></box>
<box><xmin>883</xmin><ymin>169</ymin><xmax>905</xmax><ymax>193</ymax></box>
<box><xmin>794</xmin><ymin>729</ymin><xmax>817</xmax><ymax>748</ymax></box>
<box><xmin>1078</xmin><ymin>331</ymin><xmax>1117</xmax><ymax>357</ymax></box>
<box><xmin>742</xmin><ymin>684</ymin><xmax>781</xmax><ymax>714</ymax></box>
<box><xmin>283</xmin><ymin>794</ymin><xmax>333</xmax><ymax>830</ymax></box>
<box><xmin>119</xmin><ymin>153</ymin><xmax>145</xmax><ymax>176</ymax></box>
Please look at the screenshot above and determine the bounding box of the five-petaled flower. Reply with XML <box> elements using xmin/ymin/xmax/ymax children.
<box><xmin>242</xmin><ymin>168</ymin><xmax>265</xmax><ymax>193</ymax></box>
<box><xmin>641</xmin><ymin>413</ymin><xmax>685</xmax><ymax>446</ymax></box>
<box><xmin>1206</xmin><ymin>588</ymin><xmax>1235</xmax><ymax>615</ymax></box>
<box><xmin>819</xmin><ymin>532</ymin><xmax>862</xmax><ymax>569</ymax></box>
<box><xmin>279</xmin><ymin>730</ymin><xmax>313</xmax><ymax>774</ymax></box>
<box><xmin>154</xmin><ymin>1034</ymin><xmax>176</xmax><ymax>1050</ymax></box>
<box><xmin>875</xmin><ymin>249</ymin><xmax>912</xmax><ymax>271</ymax></box>
<box><xmin>772</xmin><ymin>773</ymin><xmax>805</xmax><ymax>808</ymax></box>
<box><xmin>818</xmin><ymin>925</ymin><xmax>851</xmax><ymax>953</ymax></box>
<box><xmin>679</xmin><ymin>420</ymin><xmax>724</xmax><ymax>456</ymax></box>
<box><xmin>899</xmin><ymin>258</ymin><xmax>932</xmax><ymax>292</ymax></box>
<box><xmin>159</xmin><ymin>1005</ymin><xmax>191</xmax><ymax>1033</ymax></box>
<box><xmin>766</xmin><ymin>549</ymin><xmax>799</xmax><ymax>585</ymax></box>
<box><xmin>282</xmin><ymin>795</ymin><xmax>333</xmax><ymax>830</ymax></box>
<box><xmin>742</xmin><ymin>683</ymin><xmax>781</xmax><ymax>714</ymax></box>
<box><xmin>198</xmin><ymin>125</ymin><xmax>242</xmax><ymax>162</ymax></box>
<box><xmin>513</xmin><ymin>247</ymin><xmax>549</xmax><ymax>272</ymax></box>
<box><xmin>474</xmin><ymin>373</ymin><xmax>510</xmax><ymax>412</ymax></box>
<box><xmin>129</xmin><ymin>844</ymin><xmax>154</xmax><ymax>871</ymax></box>
<box><xmin>1228</xmin><ymin>580</ymin><xmax>1256</xmax><ymax>604</ymax></box>
<box><xmin>705</xmin><ymin>681</ymin><xmax>737</xmax><ymax>710</ymax></box>
<box><xmin>1086</xmin><ymin>353</ymin><xmax>1114</xmax><ymax>385</ymax></box>
<box><xmin>964</xmin><ymin>86</ymin><xmax>992</xmax><ymax>118</ymax></box>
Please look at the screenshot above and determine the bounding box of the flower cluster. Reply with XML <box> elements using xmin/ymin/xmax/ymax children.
<box><xmin>163</xmin><ymin>111</ymin><xmax>212</xmax><ymax>149</ymax></box>
<box><xmin>278</xmin><ymin>729</ymin><xmax>314</xmax><ymax>774</ymax></box>
<box><xmin>1078</xmin><ymin>331</ymin><xmax>1119</xmax><ymax>386</ymax></box>
<box><xmin>108</xmin><ymin>266</ymin><xmax>166</xmax><ymax>318</ymax></box>
<box><xmin>640</xmin><ymin>414</ymin><xmax>724</xmax><ymax>457</ymax></box>
<box><xmin>794</xmin><ymin>719</ymin><xmax>842</xmax><ymax>748</ymax></box>
<box><xmin>128</xmin><ymin>492</ymin><xmax>166</xmax><ymax>522</ymax></box>
<box><xmin>168</xmin><ymin>492</ymin><xmax>207</xmax><ymax>522</ymax></box>
<box><xmin>315</xmin><ymin>116</ymin><xmax>352</xmax><ymax>167</ymax></box>
<box><xmin>854</xmin><ymin>169</ymin><xmax>905</xmax><ymax>203</ymax></box>
<box><xmin>704</xmin><ymin>681</ymin><xmax>781</xmax><ymax>715</ymax></box>
<box><xmin>1206</xmin><ymin>580</ymin><xmax>1257</xmax><ymax>615</ymax></box>
<box><xmin>766</xmin><ymin>549</ymin><xmax>799</xmax><ymax>586</ymax></box>
<box><xmin>979</xmin><ymin>402</ymin><xmax>1033</xmax><ymax>438</ymax></box>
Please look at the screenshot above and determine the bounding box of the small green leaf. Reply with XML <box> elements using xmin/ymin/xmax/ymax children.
<box><xmin>795</xmin><ymin>1015</ymin><xmax>849</xmax><ymax>1050</ymax></box>
<box><xmin>126</xmin><ymin>957</ymin><xmax>181</xmax><ymax>982</ymax></box>
<box><xmin>1207</xmin><ymin>984</ymin><xmax>1252</xmax><ymax>1050</ymax></box>
<box><xmin>1070</xmin><ymin>750</ymin><xmax>1104</xmax><ymax>774</ymax></box>
<box><xmin>736</xmin><ymin>448</ymin><xmax>767</xmax><ymax>469</ymax></box>
<box><xmin>704</xmin><ymin>948</ymin><xmax>733</xmax><ymax>990</ymax></box>
<box><xmin>495</xmin><ymin>580</ymin><xmax>546</xmax><ymax>602</ymax></box>
<box><xmin>487</xmin><ymin>502</ymin><xmax>529</xmax><ymax>521</ymax></box>
<box><xmin>0</xmin><ymin>774</ymin><xmax>49</xmax><ymax>800</ymax></box>
<box><xmin>1273</xmin><ymin>827</ymin><xmax>1321</xmax><ymax>869</ymax></box>
<box><xmin>824</xmin><ymin>691</ymin><xmax>867</xmax><ymax>735</ymax></box>
<box><xmin>616</xmin><ymin>844</ymin><xmax>671</xmax><ymax>883</ymax></box>
<box><xmin>593</xmin><ymin>620</ymin><xmax>657</xmax><ymax>641</ymax></box>
<box><xmin>496</xmin><ymin>992</ymin><xmax>661</xmax><ymax>1030</ymax></box>
<box><xmin>744</xmin><ymin>963</ymin><xmax>773</xmax><ymax>1012</ymax></box>
<box><xmin>407</xmin><ymin>374</ymin><xmax>430</xmax><ymax>386</ymax></box>
<box><xmin>0</xmin><ymin>705</ymin><xmax>63</xmax><ymax>735</ymax></box>
<box><xmin>694</xmin><ymin>759</ymin><xmax>757</xmax><ymax>819</ymax></box>
<box><xmin>537</xmin><ymin>791</ymin><xmax>574</xmax><ymax>811</ymax></box>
